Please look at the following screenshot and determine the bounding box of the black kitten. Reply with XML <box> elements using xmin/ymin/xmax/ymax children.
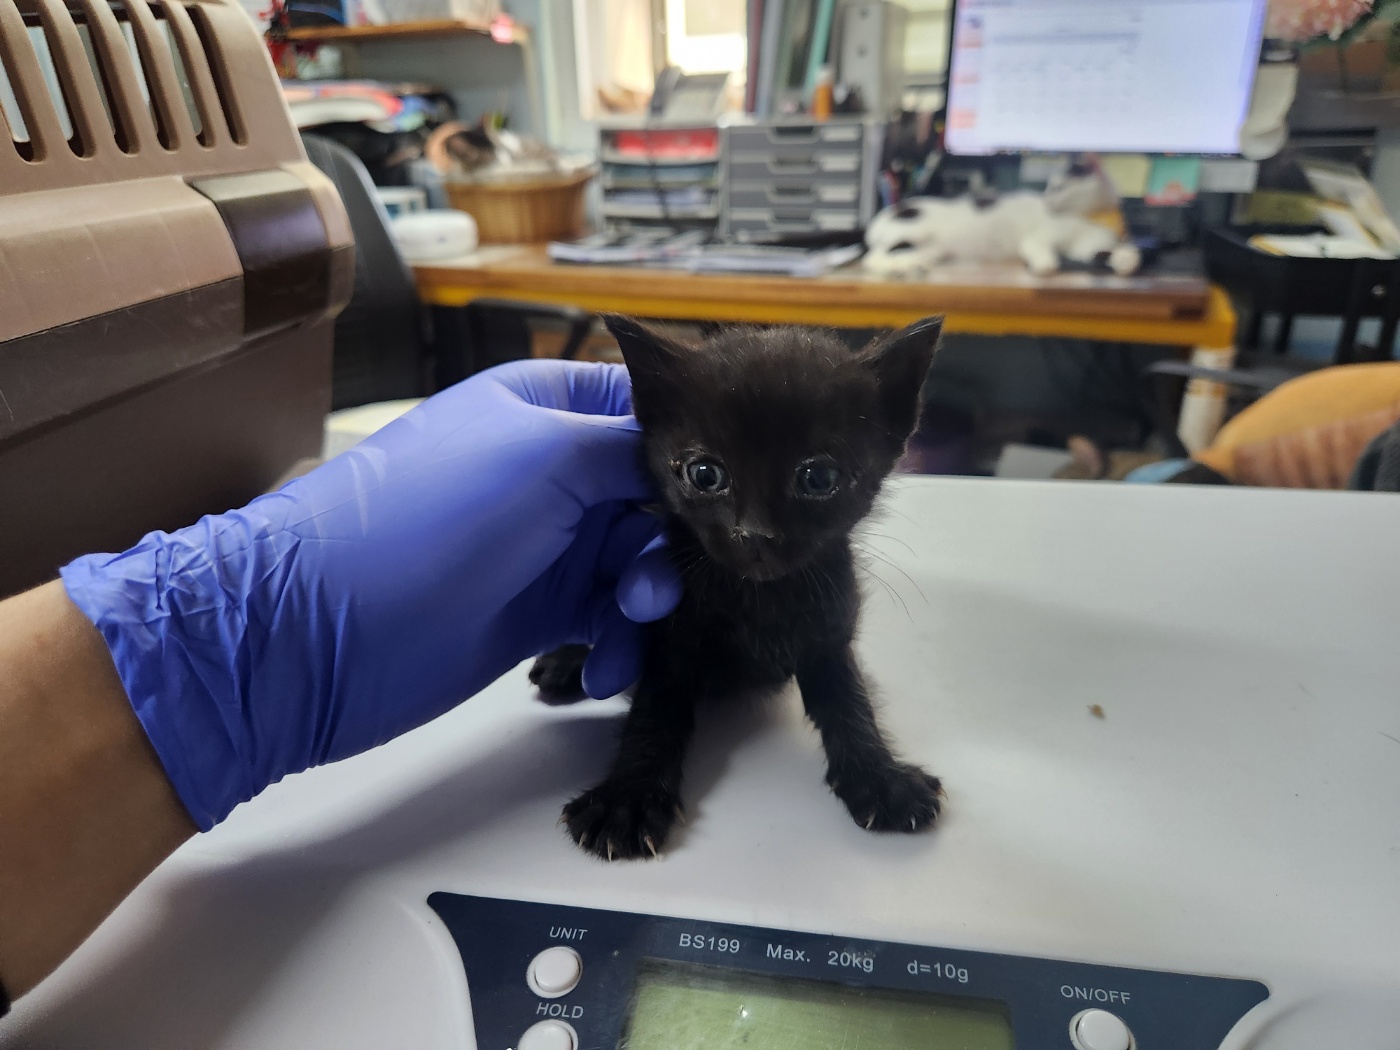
<box><xmin>531</xmin><ymin>316</ymin><xmax>944</xmax><ymax>860</ymax></box>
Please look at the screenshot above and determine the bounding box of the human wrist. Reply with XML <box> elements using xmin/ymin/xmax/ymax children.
<box><xmin>59</xmin><ymin>504</ymin><xmax>305</xmax><ymax>831</ymax></box>
<box><xmin>0</xmin><ymin>582</ymin><xmax>195</xmax><ymax>998</ymax></box>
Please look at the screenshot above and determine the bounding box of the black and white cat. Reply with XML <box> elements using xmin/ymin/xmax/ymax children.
<box><xmin>864</xmin><ymin>167</ymin><xmax>1141</xmax><ymax>277</ymax></box>
<box><xmin>530</xmin><ymin>316</ymin><xmax>945</xmax><ymax>861</ymax></box>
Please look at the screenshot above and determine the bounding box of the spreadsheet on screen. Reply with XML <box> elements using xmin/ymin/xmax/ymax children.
<box><xmin>944</xmin><ymin>0</ymin><xmax>1267</xmax><ymax>155</ymax></box>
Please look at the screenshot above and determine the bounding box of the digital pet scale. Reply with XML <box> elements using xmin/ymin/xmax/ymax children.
<box><xmin>2</xmin><ymin>480</ymin><xmax>1398</xmax><ymax>1050</ymax></box>
<box><xmin>428</xmin><ymin>894</ymin><xmax>1265</xmax><ymax>1050</ymax></box>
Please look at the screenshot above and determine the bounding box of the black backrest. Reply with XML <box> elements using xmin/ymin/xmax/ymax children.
<box><xmin>302</xmin><ymin>132</ymin><xmax>426</xmax><ymax>408</ymax></box>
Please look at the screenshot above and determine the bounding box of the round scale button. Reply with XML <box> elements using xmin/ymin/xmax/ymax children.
<box><xmin>1071</xmin><ymin>1008</ymin><xmax>1133</xmax><ymax>1050</ymax></box>
<box><xmin>527</xmin><ymin>946</ymin><xmax>583</xmax><ymax>998</ymax></box>
<box><xmin>517</xmin><ymin>1019</ymin><xmax>577</xmax><ymax>1050</ymax></box>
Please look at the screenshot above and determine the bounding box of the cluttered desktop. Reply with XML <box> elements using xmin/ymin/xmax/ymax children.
<box><xmin>3</xmin><ymin>0</ymin><xmax>1400</xmax><ymax>1047</ymax></box>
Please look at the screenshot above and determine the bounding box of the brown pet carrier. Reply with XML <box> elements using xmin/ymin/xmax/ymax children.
<box><xmin>0</xmin><ymin>0</ymin><xmax>353</xmax><ymax>595</ymax></box>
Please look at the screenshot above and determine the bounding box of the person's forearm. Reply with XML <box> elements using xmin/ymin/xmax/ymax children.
<box><xmin>0</xmin><ymin>581</ymin><xmax>195</xmax><ymax>1000</ymax></box>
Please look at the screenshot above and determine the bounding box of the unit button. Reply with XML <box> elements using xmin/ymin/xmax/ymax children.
<box><xmin>518</xmin><ymin>1019</ymin><xmax>578</xmax><ymax>1050</ymax></box>
<box><xmin>527</xmin><ymin>946</ymin><xmax>583</xmax><ymax>998</ymax></box>
<box><xmin>1071</xmin><ymin>1009</ymin><xmax>1134</xmax><ymax>1050</ymax></box>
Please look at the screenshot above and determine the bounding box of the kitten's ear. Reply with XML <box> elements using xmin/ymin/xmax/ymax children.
<box><xmin>860</xmin><ymin>316</ymin><xmax>943</xmax><ymax>442</ymax></box>
<box><xmin>604</xmin><ymin>314</ymin><xmax>689</xmax><ymax>421</ymax></box>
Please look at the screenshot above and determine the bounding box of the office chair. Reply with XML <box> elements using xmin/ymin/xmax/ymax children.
<box><xmin>301</xmin><ymin>134</ymin><xmax>596</xmax><ymax>408</ymax></box>
<box><xmin>431</xmin><ymin>297</ymin><xmax>595</xmax><ymax>389</ymax></box>
<box><xmin>302</xmin><ymin>132</ymin><xmax>425</xmax><ymax>409</ymax></box>
<box><xmin>1143</xmin><ymin>353</ymin><xmax>1321</xmax><ymax>458</ymax></box>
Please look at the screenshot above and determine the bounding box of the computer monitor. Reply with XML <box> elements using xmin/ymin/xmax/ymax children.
<box><xmin>943</xmin><ymin>0</ymin><xmax>1267</xmax><ymax>156</ymax></box>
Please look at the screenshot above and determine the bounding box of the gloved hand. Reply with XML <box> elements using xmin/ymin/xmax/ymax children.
<box><xmin>60</xmin><ymin>361</ymin><xmax>681</xmax><ymax>830</ymax></box>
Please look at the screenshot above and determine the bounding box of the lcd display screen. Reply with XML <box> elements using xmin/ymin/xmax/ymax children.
<box><xmin>618</xmin><ymin>960</ymin><xmax>1014</xmax><ymax>1050</ymax></box>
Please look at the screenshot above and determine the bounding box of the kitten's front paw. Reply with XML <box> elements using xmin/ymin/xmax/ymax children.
<box><xmin>530</xmin><ymin>644</ymin><xmax>589</xmax><ymax>705</ymax></box>
<box><xmin>562</xmin><ymin>779</ymin><xmax>681</xmax><ymax>861</ymax></box>
<box><xmin>1108</xmin><ymin>243</ymin><xmax>1141</xmax><ymax>276</ymax></box>
<box><xmin>831</xmin><ymin>761</ymin><xmax>943</xmax><ymax>833</ymax></box>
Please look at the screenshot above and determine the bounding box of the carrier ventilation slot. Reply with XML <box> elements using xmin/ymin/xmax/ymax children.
<box><xmin>117</xmin><ymin>0</ymin><xmax>173</xmax><ymax>148</ymax></box>
<box><xmin>186</xmin><ymin>1</ymin><xmax>240</xmax><ymax>143</ymax></box>
<box><xmin>0</xmin><ymin>41</ymin><xmax>32</xmax><ymax>159</ymax></box>
<box><xmin>31</xmin><ymin>24</ymin><xmax>85</xmax><ymax>154</ymax></box>
<box><xmin>0</xmin><ymin>0</ymin><xmax>240</xmax><ymax>162</ymax></box>
<box><xmin>74</xmin><ymin>18</ymin><xmax>129</xmax><ymax>151</ymax></box>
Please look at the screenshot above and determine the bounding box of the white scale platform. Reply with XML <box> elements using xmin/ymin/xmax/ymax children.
<box><xmin>2</xmin><ymin>478</ymin><xmax>1398</xmax><ymax>1049</ymax></box>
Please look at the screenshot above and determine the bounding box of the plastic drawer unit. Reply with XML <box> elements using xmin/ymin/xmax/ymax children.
<box><xmin>722</xmin><ymin>119</ymin><xmax>883</xmax><ymax>240</ymax></box>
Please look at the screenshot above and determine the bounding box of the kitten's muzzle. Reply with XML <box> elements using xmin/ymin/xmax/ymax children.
<box><xmin>724</xmin><ymin>525</ymin><xmax>787</xmax><ymax>580</ymax></box>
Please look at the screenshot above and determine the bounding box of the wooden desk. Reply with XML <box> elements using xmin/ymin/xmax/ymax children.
<box><xmin>414</xmin><ymin>245</ymin><xmax>1236</xmax><ymax>349</ymax></box>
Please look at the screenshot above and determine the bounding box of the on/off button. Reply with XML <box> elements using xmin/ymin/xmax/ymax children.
<box><xmin>527</xmin><ymin>946</ymin><xmax>583</xmax><ymax>998</ymax></box>
<box><xmin>1071</xmin><ymin>1009</ymin><xmax>1134</xmax><ymax>1050</ymax></box>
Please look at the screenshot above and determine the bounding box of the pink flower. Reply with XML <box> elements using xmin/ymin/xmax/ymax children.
<box><xmin>1266</xmin><ymin>0</ymin><xmax>1373</xmax><ymax>41</ymax></box>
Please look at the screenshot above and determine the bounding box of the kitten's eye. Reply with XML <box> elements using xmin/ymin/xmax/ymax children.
<box><xmin>795</xmin><ymin>460</ymin><xmax>841</xmax><ymax>498</ymax></box>
<box><xmin>684</xmin><ymin>457</ymin><xmax>730</xmax><ymax>493</ymax></box>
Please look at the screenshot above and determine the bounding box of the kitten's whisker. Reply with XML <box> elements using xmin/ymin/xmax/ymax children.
<box><xmin>853</xmin><ymin>545</ymin><xmax>914</xmax><ymax>596</ymax></box>
<box><xmin>858</xmin><ymin>527</ymin><xmax>918</xmax><ymax>558</ymax></box>
<box><xmin>803</xmin><ymin>562</ymin><xmax>840</xmax><ymax>612</ymax></box>
<box><xmin>863</xmin><ymin>572</ymin><xmax>904</xmax><ymax>617</ymax></box>
<box><xmin>801</xmin><ymin>564</ymin><xmax>830</xmax><ymax>617</ymax></box>
<box><xmin>855</xmin><ymin>562</ymin><xmax>913</xmax><ymax>623</ymax></box>
<box><xmin>851</xmin><ymin>560</ymin><xmax>895</xmax><ymax>604</ymax></box>
<box><xmin>853</xmin><ymin>545</ymin><xmax>928</xmax><ymax>606</ymax></box>
<box><xmin>866</xmin><ymin>501</ymin><xmax>919</xmax><ymax>530</ymax></box>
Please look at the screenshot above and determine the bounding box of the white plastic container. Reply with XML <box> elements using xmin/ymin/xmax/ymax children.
<box><xmin>389</xmin><ymin>209</ymin><xmax>479</xmax><ymax>261</ymax></box>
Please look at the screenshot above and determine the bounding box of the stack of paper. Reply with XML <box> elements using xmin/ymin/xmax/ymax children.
<box><xmin>548</xmin><ymin>234</ymin><xmax>863</xmax><ymax>276</ymax></box>
<box><xmin>1247</xmin><ymin>234</ymin><xmax>1393</xmax><ymax>260</ymax></box>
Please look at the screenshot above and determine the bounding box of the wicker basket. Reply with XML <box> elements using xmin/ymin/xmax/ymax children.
<box><xmin>445</xmin><ymin>169</ymin><xmax>593</xmax><ymax>244</ymax></box>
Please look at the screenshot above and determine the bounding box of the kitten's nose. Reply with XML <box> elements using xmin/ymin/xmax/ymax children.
<box><xmin>731</xmin><ymin>525</ymin><xmax>777</xmax><ymax>546</ymax></box>
<box><xmin>728</xmin><ymin>523</ymin><xmax>783</xmax><ymax>578</ymax></box>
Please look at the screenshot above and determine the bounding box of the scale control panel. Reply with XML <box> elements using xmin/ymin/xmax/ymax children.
<box><xmin>428</xmin><ymin>894</ymin><xmax>1268</xmax><ymax>1050</ymax></box>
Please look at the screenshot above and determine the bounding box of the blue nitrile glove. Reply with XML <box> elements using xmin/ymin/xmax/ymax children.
<box><xmin>60</xmin><ymin>361</ymin><xmax>681</xmax><ymax>831</ymax></box>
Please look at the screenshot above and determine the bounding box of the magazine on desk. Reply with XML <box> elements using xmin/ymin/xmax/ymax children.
<box><xmin>547</xmin><ymin>232</ymin><xmax>864</xmax><ymax>277</ymax></box>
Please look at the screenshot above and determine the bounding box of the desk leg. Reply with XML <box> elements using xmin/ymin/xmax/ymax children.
<box><xmin>1176</xmin><ymin>344</ymin><xmax>1236</xmax><ymax>455</ymax></box>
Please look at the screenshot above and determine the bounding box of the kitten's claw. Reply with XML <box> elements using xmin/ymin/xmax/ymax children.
<box><xmin>674</xmin><ymin>805</ymin><xmax>687</xmax><ymax>825</ymax></box>
<box><xmin>831</xmin><ymin>761</ymin><xmax>943</xmax><ymax>834</ymax></box>
<box><xmin>562</xmin><ymin>779</ymin><xmax>681</xmax><ymax>861</ymax></box>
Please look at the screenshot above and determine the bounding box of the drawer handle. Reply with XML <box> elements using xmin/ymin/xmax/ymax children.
<box><xmin>768</xmin><ymin>126</ymin><xmax>819</xmax><ymax>144</ymax></box>
<box><xmin>769</xmin><ymin>156</ymin><xmax>817</xmax><ymax>174</ymax></box>
<box><xmin>769</xmin><ymin>185</ymin><xmax>815</xmax><ymax>201</ymax></box>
